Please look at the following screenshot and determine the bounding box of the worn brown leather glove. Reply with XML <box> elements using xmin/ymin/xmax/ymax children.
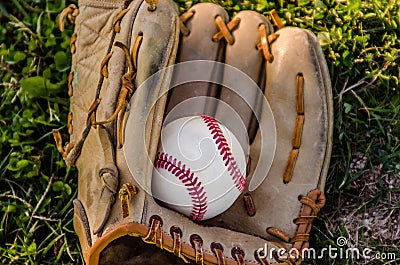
<box><xmin>56</xmin><ymin>1</ymin><xmax>332</xmax><ymax>264</ymax></box>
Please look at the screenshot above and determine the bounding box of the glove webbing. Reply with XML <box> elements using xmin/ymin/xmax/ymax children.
<box><xmin>57</xmin><ymin>1</ymin><xmax>154</xmax><ymax>165</ymax></box>
<box><xmin>55</xmin><ymin>3</ymin><xmax>144</xmax><ymax>237</ymax></box>
<box><xmin>93</xmin><ymin>38</ymin><xmax>143</xmax><ymax>148</ymax></box>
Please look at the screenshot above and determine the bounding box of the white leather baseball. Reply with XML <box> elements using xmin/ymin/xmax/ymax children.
<box><xmin>152</xmin><ymin>115</ymin><xmax>246</xmax><ymax>222</ymax></box>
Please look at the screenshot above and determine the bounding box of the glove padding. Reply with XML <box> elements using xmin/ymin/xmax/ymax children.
<box><xmin>56</xmin><ymin>1</ymin><xmax>332</xmax><ymax>264</ymax></box>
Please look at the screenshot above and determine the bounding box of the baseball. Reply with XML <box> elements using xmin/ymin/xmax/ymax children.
<box><xmin>152</xmin><ymin>115</ymin><xmax>247</xmax><ymax>222</ymax></box>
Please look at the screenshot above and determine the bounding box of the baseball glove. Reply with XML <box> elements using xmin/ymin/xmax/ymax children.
<box><xmin>56</xmin><ymin>1</ymin><xmax>333</xmax><ymax>264</ymax></box>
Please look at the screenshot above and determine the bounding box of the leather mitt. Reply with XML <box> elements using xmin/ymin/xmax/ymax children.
<box><xmin>56</xmin><ymin>2</ymin><xmax>333</xmax><ymax>264</ymax></box>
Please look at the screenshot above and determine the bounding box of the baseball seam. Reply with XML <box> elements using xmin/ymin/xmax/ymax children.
<box><xmin>200</xmin><ymin>115</ymin><xmax>246</xmax><ymax>192</ymax></box>
<box><xmin>155</xmin><ymin>152</ymin><xmax>208</xmax><ymax>222</ymax></box>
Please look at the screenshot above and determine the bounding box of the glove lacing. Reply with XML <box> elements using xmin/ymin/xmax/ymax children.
<box><xmin>57</xmin><ymin>6</ymin><xmax>327</xmax><ymax>265</ymax></box>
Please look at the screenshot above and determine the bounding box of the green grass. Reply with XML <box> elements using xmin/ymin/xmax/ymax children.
<box><xmin>0</xmin><ymin>0</ymin><xmax>399</xmax><ymax>264</ymax></box>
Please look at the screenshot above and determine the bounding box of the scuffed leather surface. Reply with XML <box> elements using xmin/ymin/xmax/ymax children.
<box><xmin>70</xmin><ymin>2</ymin><xmax>333</xmax><ymax>264</ymax></box>
<box><xmin>71</xmin><ymin>1</ymin><xmax>129</xmax><ymax>258</ymax></box>
<box><xmin>70</xmin><ymin>0</ymin><xmax>181</xmax><ymax>260</ymax></box>
<box><xmin>205</xmin><ymin>27</ymin><xmax>333</xmax><ymax>249</ymax></box>
<box><xmin>215</xmin><ymin>11</ymin><xmax>269</xmax><ymax>142</ymax></box>
<box><xmin>166</xmin><ymin>3</ymin><xmax>229</xmax><ymax>117</ymax></box>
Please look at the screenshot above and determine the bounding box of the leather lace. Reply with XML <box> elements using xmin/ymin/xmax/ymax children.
<box><xmin>270</xmin><ymin>9</ymin><xmax>284</xmax><ymax>29</ymax></box>
<box><xmin>212</xmin><ymin>16</ymin><xmax>240</xmax><ymax>45</ymax></box>
<box><xmin>58</xmin><ymin>4</ymin><xmax>79</xmax><ymax>32</ymax></box>
<box><xmin>179</xmin><ymin>9</ymin><xmax>240</xmax><ymax>45</ymax></box>
<box><xmin>58</xmin><ymin>6</ymin><xmax>327</xmax><ymax>265</ymax></box>
<box><xmin>146</xmin><ymin>0</ymin><xmax>158</xmax><ymax>11</ymax></box>
<box><xmin>282</xmin><ymin>74</ymin><xmax>305</xmax><ymax>184</ymax></box>
<box><xmin>93</xmin><ymin>37</ymin><xmax>143</xmax><ymax>148</ymax></box>
<box><xmin>266</xmin><ymin>189</ymin><xmax>326</xmax><ymax>265</ymax></box>
<box><xmin>257</xmin><ymin>24</ymin><xmax>278</xmax><ymax>63</ymax></box>
<box><xmin>179</xmin><ymin>10</ymin><xmax>194</xmax><ymax>36</ymax></box>
<box><xmin>119</xmin><ymin>183</ymin><xmax>138</xmax><ymax>218</ymax></box>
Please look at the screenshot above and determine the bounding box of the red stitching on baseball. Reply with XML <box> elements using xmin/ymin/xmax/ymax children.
<box><xmin>200</xmin><ymin>115</ymin><xmax>246</xmax><ymax>192</ymax></box>
<box><xmin>155</xmin><ymin>152</ymin><xmax>208</xmax><ymax>222</ymax></box>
